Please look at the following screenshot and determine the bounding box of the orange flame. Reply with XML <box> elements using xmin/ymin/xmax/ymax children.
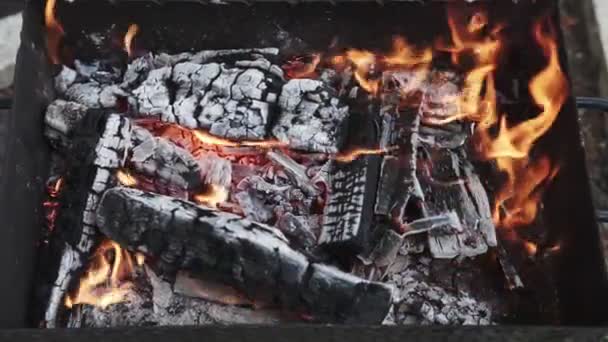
<box><xmin>45</xmin><ymin>0</ymin><xmax>64</xmax><ymax>65</ymax></box>
<box><xmin>475</xmin><ymin>18</ymin><xmax>567</xmax><ymax>229</ymax></box>
<box><xmin>334</xmin><ymin>147</ymin><xmax>395</xmax><ymax>163</ymax></box>
<box><xmin>66</xmin><ymin>240</ymin><xmax>138</xmax><ymax>309</ymax></box>
<box><xmin>124</xmin><ymin>24</ymin><xmax>139</xmax><ymax>58</ymax></box>
<box><xmin>284</xmin><ymin>54</ymin><xmax>322</xmax><ymax>79</ymax></box>
<box><xmin>116</xmin><ymin>170</ymin><xmax>138</xmax><ymax>187</ymax></box>
<box><xmin>193</xmin><ymin>184</ymin><xmax>229</xmax><ymax>208</ymax></box>
<box><xmin>523</xmin><ymin>241</ymin><xmax>538</xmax><ymax>256</ymax></box>
<box><xmin>193</xmin><ymin>130</ymin><xmax>287</xmax><ymax>149</ymax></box>
<box><xmin>331</xmin><ymin>37</ymin><xmax>433</xmax><ymax>95</ymax></box>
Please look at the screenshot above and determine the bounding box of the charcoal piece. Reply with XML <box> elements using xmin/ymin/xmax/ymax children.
<box><xmin>174</xmin><ymin>271</ymin><xmax>251</xmax><ymax>306</ymax></box>
<box><xmin>266</xmin><ymin>150</ymin><xmax>320</xmax><ymax>196</ymax></box>
<box><xmin>64</xmin><ymin>82</ymin><xmax>127</xmax><ymax>109</ymax></box>
<box><xmin>318</xmin><ymin>158</ymin><xmax>373</xmax><ymax>250</ymax></box>
<box><xmin>272</xmin><ymin>79</ymin><xmax>349</xmax><ymax>153</ymax></box>
<box><xmin>96</xmin><ymin>187</ymin><xmax>394</xmax><ymax>324</ymax></box>
<box><xmin>405</xmin><ymin>212</ymin><xmax>463</xmax><ymax>237</ymax></box>
<box><xmin>54</xmin><ymin>66</ymin><xmax>77</xmax><ymax>94</ymax></box>
<box><xmin>387</xmin><ymin>255</ymin><xmax>493</xmax><ymax>325</ymax></box>
<box><xmin>276</xmin><ymin>212</ymin><xmax>318</xmax><ymax>250</ymax></box>
<box><xmin>418</xmin><ymin>123</ymin><xmax>469</xmax><ymax>149</ymax></box>
<box><xmin>122</xmin><ymin>53</ymin><xmax>155</xmax><ymax>89</ymax></box>
<box><xmin>234</xmin><ymin>190</ymin><xmax>274</xmax><ymax>223</ymax></box>
<box><xmin>197</xmin><ymin>152</ymin><xmax>232</xmax><ymax>188</ymax></box>
<box><xmin>131</xmin><ymin>66</ymin><xmax>173</xmax><ymax>118</ymax></box>
<box><xmin>360</xmin><ymin>228</ymin><xmax>403</xmax><ymax>268</ymax></box>
<box><xmin>375</xmin><ymin>73</ymin><xmax>423</xmax><ymax>217</ymax></box>
<box><xmin>419</xmin><ymin>70</ymin><xmax>462</xmax><ymax>125</ymax></box>
<box><xmin>131</xmin><ymin>54</ymin><xmax>283</xmax><ymax>141</ymax></box>
<box><xmin>495</xmin><ymin>242</ymin><xmax>524</xmax><ymax>290</ymax></box>
<box><xmin>130</xmin><ymin>126</ymin><xmax>202</xmax><ymax>191</ymax></box>
<box><xmin>44</xmin><ymin>114</ymin><xmax>129</xmax><ymax>328</ymax></box>
<box><xmin>44</xmin><ymin>100</ymin><xmax>88</xmax><ymax>142</ymax></box>
<box><xmin>195</xmin><ymin>64</ymin><xmax>276</xmax><ymax>140</ymax></box>
<box><xmin>44</xmin><ymin>113</ymin><xmax>203</xmax><ymax>327</ymax></box>
<box><xmin>418</xmin><ymin>146</ymin><xmax>495</xmax><ymax>258</ymax></box>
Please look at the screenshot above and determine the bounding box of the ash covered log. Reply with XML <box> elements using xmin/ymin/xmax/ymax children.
<box><xmin>374</xmin><ymin>70</ymin><xmax>497</xmax><ymax>259</ymax></box>
<box><xmin>318</xmin><ymin>158</ymin><xmax>377</xmax><ymax>251</ymax></box>
<box><xmin>272</xmin><ymin>79</ymin><xmax>350</xmax><ymax>153</ymax></box>
<box><xmin>128</xmin><ymin>52</ymin><xmax>284</xmax><ymax>141</ymax></box>
<box><xmin>43</xmin><ymin>109</ymin><xmax>205</xmax><ymax>326</ymax></box>
<box><xmin>44</xmin><ymin>113</ymin><xmax>132</xmax><ymax>327</ymax></box>
<box><xmin>96</xmin><ymin>187</ymin><xmax>394</xmax><ymax>324</ymax></box>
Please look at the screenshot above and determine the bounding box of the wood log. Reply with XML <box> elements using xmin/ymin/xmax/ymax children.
<box><xmin>96</xmin><ymin>187</ymin><xmax>394</xmax><ymax>324</ymax></box>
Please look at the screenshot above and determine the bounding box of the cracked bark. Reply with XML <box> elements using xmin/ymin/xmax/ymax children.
<box><xmin>96</xmin><ymin>187</ymin><xmax>394</xmax><ymax>324</ymax></box>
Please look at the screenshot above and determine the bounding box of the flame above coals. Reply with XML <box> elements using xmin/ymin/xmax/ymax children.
<box><xmin>474</xmin><ymin>18</ymin><xmax>566</xmax><ymax>230</ymax></box>
<box><xmin>66</xmin><ymin>240</ymin><xmax>143</xmax><ymax>309</ymax></box>
<box><xmin>44</xmin><ymin>0</ymin><xmax>64</xmax><ymax>65</ymax></box>
<box><xmin>116</xmin><ymin>170</ymin><xmax>138</xmax><ymax>187</ymax></box>
<box><xmin>193</xmin><ymin>184</ymin><xmax>230</xmax><ymax>208</ymax></box>
<box><xmin>124</xmin><ymin>24</ymin><xmax>140</xmax><ymax>59</ymax></box>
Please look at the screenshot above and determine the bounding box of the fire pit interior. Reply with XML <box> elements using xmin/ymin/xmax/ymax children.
<box><xmin>3</xmin><ymin>0</ymin><xmax>607</xmax><ymax>329</ymax></box>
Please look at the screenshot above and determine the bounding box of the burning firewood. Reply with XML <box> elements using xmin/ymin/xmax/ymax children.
<box><xmin>96</xmin><ymin>187</ymin><xmax>395</xmax><ymax>324</ymax></box>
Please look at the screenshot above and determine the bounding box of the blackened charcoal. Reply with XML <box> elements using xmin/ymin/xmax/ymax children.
<box><xmin>318</xmin><ymin>159</ymin><xmax>369</xmax><ymax>249</ymax></box>
<box><xmin>277</xmin><ymin>213</ymin><xmax>318</xmax><ymax>250</ymax></box>
<box><xmin>272</xmin><ymin>79</ymin><xmax>349</xmax><ymax>153</ymax></box>
<box><xmin>97</xmin><ymin>187</ymin><xmax>394</xmax><ymax>324</ymax></box>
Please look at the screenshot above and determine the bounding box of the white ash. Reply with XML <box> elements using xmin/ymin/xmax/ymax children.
<box><xmin>234</xmin><ymin>190</ymin><xmax>274</xmax><ymax>223</ymax></box>
<box><xmin>272</xmin><ymin>79</ymin><xmax>349</xmax><ymax>153</ymax></box>
<box><xmin>72</xmin><ymin>267</ymin><xmax>286</xmax><ymax>327</ymax></box>
<box><xmin>131</xmin><ymin>66</ymin><xmax>173</xmax><ymax>118</ymax></box>
<box><xmin>64</xmin><ymin>82</ymin><xmax>128</xmax><ymax>109</ymax></box>
<box><xmin>276</xmin><ymin>212</ymin><xmax>318</xmax><ymax>249</ymax></box>
<box><xmin>174</xmin><ymin>271</ymin><xmax>252</xmax><ymax>306</ymax></box>
<box><xmin>130</xmin><ymin>125</ymin><xmax>202</xmax><ymax>191</ymax></box>
<box><xmin>266</xmin><ymin>150</ymin><xmax>320</xmax><ymax>196</ymax></box>
<box><xmin>387</xmin><ymin>255</ymin><xmax>493</xmax><ymax>325</ymax></box>
<box><xmin>54</xmin><ymin>66</ymin><xmax>77</xmax><ymax>94</ymax></box>
<box><xmin>197</xmin><ymin>152</ymin><xmax>232</xmax><ymax>188</ymax></box>
<box><xmin>44</xmin><ymin>100</ymin><xmax>88</xmax><ymax>136</ymax></box>
<box><xmin>419</xmin><ymin>70</ymin><xmax>462</xmax><ymax>125</ymax></box>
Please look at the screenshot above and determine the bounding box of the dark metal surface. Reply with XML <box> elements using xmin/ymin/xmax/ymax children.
<box><xmin>0</xmin><ymin>326</ymin><xmax>607</xmax><ymax>342</ymax></box>
<box><xmin>0</xmin><ymin>2</ymin><xmax>53</xmax><ymax>328</ymax></box>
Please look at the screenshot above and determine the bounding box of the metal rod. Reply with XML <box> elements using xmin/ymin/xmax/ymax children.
<box><xmin>576</xmin><ymin>97</ymin><xmax>608</xmax><ymax>112</ymax></box>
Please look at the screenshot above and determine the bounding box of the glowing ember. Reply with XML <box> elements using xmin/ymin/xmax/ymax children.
<box><xmin>66</xmin><ymin>240</ymin><xmax>138</xmax><ymax>309</ymax></box>
<box><xmin>283</xmin><ymin>54</ymin><xmax>322</xmax><ymax>79</ymax></box>
<box><xmin>523</xmin><ymin>241</ymin><xmax>538</xmax><ymax>257</ymax></box>
<box><xmin>193</xmin><ymin>184</ymin><xmax>229</xmax><ymax>208</ymax></box>
<box><xmin>124</xmin><ymin>24</ymin><xmax>139</xmax><ymax>58</ymax></box>
<box><xmin>44</xmin><ymin>0</ymin><xmax>64</xmax><ymax>65</ymax></box>
<box><xmin>334</xmin><ymin>147</ymin><xmax>395</xmax><ymax>163</ymax></box>
<box><xmin>135</xmin><ymin>253</ymin><xmax>146</xmax><ymax>267</ymax></box>
<box><xmin>43</xmin><ymin>177</ymin><xmax>64</xmax><ymax>234</ymax></box>
<box><xmin>116</xmin><ymin>170</ymin><xmax>138</xmax><ymax>187</ymax></box>
<box><xmin>193</xmin><ymin>130</ymin><xmax>287</xmax><ymax>149</ymax></box>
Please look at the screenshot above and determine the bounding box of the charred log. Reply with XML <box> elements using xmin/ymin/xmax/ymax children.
<box><xmin>96</xmin><ymin>187</ymin><xmax>394</xmax><ymax>324</ymax></box>
<box><xmin>272</xmin><ymin>79</ymin><xmax>350</xmax><ymax>153</ymax></box>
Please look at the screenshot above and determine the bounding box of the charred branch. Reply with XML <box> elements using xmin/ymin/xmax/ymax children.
<box><xmin>96</xmin><ymin>187</ymin><xmax>394</xmax><ymax>324</ymax></box>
